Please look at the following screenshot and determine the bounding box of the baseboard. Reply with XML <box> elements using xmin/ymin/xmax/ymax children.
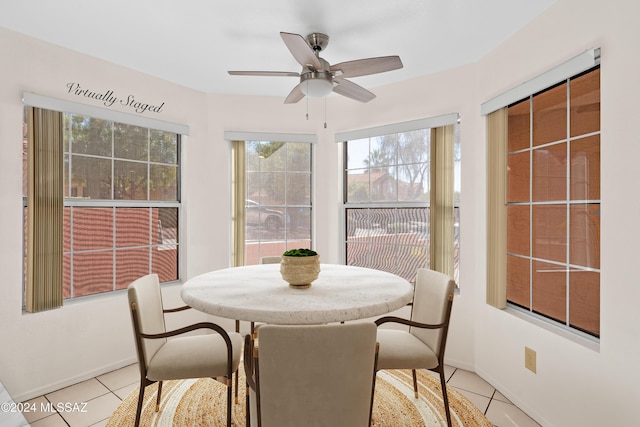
<box><xmin>12</xmin><ymin>357</ymin><xmax>138</xmax><ymax>403</ymax></box>
<box><xmin>443</xmin><ymin>357</ymin><xmax>475</xmax><ymax>372</ymax></box>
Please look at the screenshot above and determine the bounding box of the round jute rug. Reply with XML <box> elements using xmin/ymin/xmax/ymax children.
<box><xmin>107</xmin><ymin>369</ymin><xmax>491</xmax><ymax>426</ymax></box>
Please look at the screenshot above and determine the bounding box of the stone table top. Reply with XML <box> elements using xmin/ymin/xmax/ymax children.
<box><xmin>181</xmin><ymin>263</ymin><xmax>414</xmax><ymax>325</ymax></box>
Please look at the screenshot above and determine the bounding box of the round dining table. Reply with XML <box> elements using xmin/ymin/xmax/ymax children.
<box><xmin>180</xmin><ymin>263</ymin><xmax>414</xmax><ymax>325</ymax></box>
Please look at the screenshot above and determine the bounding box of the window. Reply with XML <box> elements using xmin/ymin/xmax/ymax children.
<box><xmin>484</xmin><ymin>49</ymin><xmax>600</xmax><ymax>339</ymax></box>
<box><xmin>230</xmin><ymin>136</ymin><xmax>313</xmax><ymax>266</ymax></box>
<box><xmin>23</xmin><ymin>103</ymin><xmax>182</xmax><ymax>310</ymax></box>
<box><xmin>340</xmin><ymin>116</ymin><xmax>460</xmax><ymax>284</ymax></box>
<box><xmin>506</xmin><ymin>67</ymin><xmax>600</xmax><ymax>337</ymax></box>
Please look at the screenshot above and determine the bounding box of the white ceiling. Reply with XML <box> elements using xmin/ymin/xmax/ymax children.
<box><xmin>1</xmin><ymin>0</ymin><xmax>558</xmax><ymax>99</ymax></box>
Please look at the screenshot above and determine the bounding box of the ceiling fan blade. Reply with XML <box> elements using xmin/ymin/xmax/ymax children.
<box><xmin>228</xmin><ymin>71</ymin><xmax>300</xmax><ymax>77</ymax></box>
<box><xmin>333</xmin><ymin>77</ymin><xmax>376</xmax><ymax>103</ymax></box>
<box><xmin>284</xmin><ymin>83</ymin><xmax>305</xmax><ymax>104</ymax></box>
<box><xmin>330</xmin><ymin>56</ymin><xmax>403</xmax><ymax>78</ymax></box>
<box><xmin>280</xmin><ymin>32</ymin><xmax>322</xmax><ymax>70</ymax></box>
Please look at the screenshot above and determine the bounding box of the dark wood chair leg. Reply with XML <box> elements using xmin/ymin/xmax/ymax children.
<box><xmin>439</xmin><ymin>370</ymin><xmax>453</xmax><ymax>427</ymax></box>
<box><xmin>234</xmin><ymin>373</ymin><xmax>239</xmax><ymax>403</ymax></box>
<box><xmin>246</xmin><ymin>378</ymin><xmax>251</xmax><ymax>427</ymax></box>
<box><xmin>369</xmin><ymin>372</ymin><xmax>378</xmax><ymax>426</ymax></box>
<box><xmin>226</xmin><ymin>379</ymin><xmax>233</xmax><ymax>427</ymax></box>
<box><xmin>244</xmin><ymin>333</ymin><xmax>254</xmax><ymax>427</ymax></box>
<box><xmin>234</xmin><ymin>320</ymin><xmax>240</xmax><ymax>404</ymax></box>
<box><xmin>156</xmin><ymin>380</ymin><xmax>163</xmax><ymax>411</ymax></box>
<box><xmin>412</xmin><ymin>369</ymin><xmax>419</xmax><ymax>398</ymax></box>
<box><xmin>134</xmin><ymin>379</ymin><xmax>146</xmax><ymax>427</ymax></box>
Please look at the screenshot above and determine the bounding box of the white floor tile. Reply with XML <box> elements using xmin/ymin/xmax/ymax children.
<box><xmin>485</xmin><ymin>399</ymin><xmax>541</xmax><ymax>427</ymax></box>
<box><xmin>493</xmin><ymin>389</ymin><xmax>512</xmax><ymax>404</ymax></box>
<box><xmin>21</xmin><ymin>395</ymin><xmax>51</xmax><ymax>424</ymax></box>
<box><xmin>453</xmin><ymin>387</ymin><xmax>492</xmax><ymax>414</ymax></box>
<box><xmin>447</xmin><ymin>369</ymin><xmax>495</xmax><ymax>398</ymax></box>
<box><xmin>113</xmin><ymin>382</ymin><xmax>137</xmax><ymax>401</ymax></box>
<box><xmin>30</xmin><ymin>413</ymin><xmax>68</xmax><ymax>427</ymax></box>
<box><xmin>442</xmin><ymin>364</ymin><xmax>456</xmax><ymax>381</ymax></box>
<box><xmin>59</xmin><ymin>392</ymin><xmax>121</xmax><ymax>427</ymax></box>
<box><xmin>46</xmin><ymin>378</ymin><xmax>109</xmax><ymax>406</ymax></box>
<box><xmin>96</xmin><ymin>364</ymin><xmax>139</xmax><ymax>392</ymax></box>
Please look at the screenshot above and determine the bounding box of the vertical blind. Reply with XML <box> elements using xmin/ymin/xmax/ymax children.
<box><xmin>231</xmin><ymin>141</ymin><xmax>246</xmax><ymax>267</ymax></box>
<box><xmin>26</xmin><ymin>107</ymin><xmax>64</xmax><ymax>312</ymax></box>
<box><xmin>485</xmin><ymin>108</ymin><xmax>508</xmax><ymax>308</ymax></box>
<box><xmin>430</xmin><ymin>124</ymin><xmax>456</xmax><ymax>279</ymax></box>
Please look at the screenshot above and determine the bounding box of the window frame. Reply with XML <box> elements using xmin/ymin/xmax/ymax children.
<box><xmin>226</xmin><ymin>132</ymin><xmax>316</xmax><ymax>267</ymax></box>
<box><xmin>338</xmin><ymin>114</ymin><xmax>460</xmax><ymax>285</ymax></box>
<box><xmin>22</xmin><ymin>94</ymin><xmax>187</xmax><ymax>309</ymax></box>
<box><xmin>483</xmin><ymin>49</ymin><xmax>601</xmax><ymax>343</ymax></box>
<box><xmin>504</xmin><ymin>67</ymin><xmax>601</xmax><ymax>338</ymax></box>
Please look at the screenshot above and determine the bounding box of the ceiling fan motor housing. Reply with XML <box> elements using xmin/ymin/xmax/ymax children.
<box><xmin>305</xmin><ymin>33</ymin><xmax>329</xmax><ymax>52</ymax></box>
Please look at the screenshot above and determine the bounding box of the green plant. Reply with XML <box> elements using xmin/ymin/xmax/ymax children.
<box><xmin>282</xmin><ymin>248</ymin><xmax>318</xmax><ymax>257</ymax></box>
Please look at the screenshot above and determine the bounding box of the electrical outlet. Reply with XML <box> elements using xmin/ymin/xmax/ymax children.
<box><xmin>525</xmin><ymin>347</ymin><xmax>537</xmax><ymax>373</ymax></box>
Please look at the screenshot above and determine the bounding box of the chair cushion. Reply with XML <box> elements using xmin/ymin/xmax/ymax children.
<box><xmin>410</xmin><ymin>269</ymin><xmax>455</xmax><ymax>356</ymax></box>
<box><xmin>376</xmin><ymin>329</ymin><xmax>438</xmax><ymax>370</ymax></box>
<box><xmin>147</xmin><ymin>332</ymin><xmax>242</xmax><ymax>381</ymax></box>
<box><xmin>128</xmin><ymin>274</ymin><xmax>167</xmax><ymax>365</ymax></box>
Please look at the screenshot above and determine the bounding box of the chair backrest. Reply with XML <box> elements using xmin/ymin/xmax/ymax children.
<box><xmin>127</xmin><ymin>274</ymin><xmax>167</xmax><ymax>370</ymax></box>
<box><xmin>409</xmin><ymin>268</ymin><xmax>455</xmax><ymax>361</ymax></box>
<box><xmin>254</xmin><ymin>323</ymin><xmax>378</xmax><ymax>427</ymax></box>
<box><xmin>260</xmin><ymin>256</ymin><xmax>282</xmax><ymax>264</ymax></box>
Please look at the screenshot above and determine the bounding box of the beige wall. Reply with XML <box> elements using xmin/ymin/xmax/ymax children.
<box><xmin>1</xmin><ymin>0</ymin><xmax>639</xmax><ymax>424</ymax></box>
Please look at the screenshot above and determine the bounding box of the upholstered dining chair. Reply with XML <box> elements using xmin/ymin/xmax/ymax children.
<box><xmin>259</xmin><ymin>255</ymin><xmax>282</xmax><ymax>264</ymax></box>
<box><xmin>374</xmin><ymin>268</ymin><xmax>456</xmax><ymax>427</ymax></box>
<box><xmin>244</xmin><ymin>323</ymin><xmax>379</xmax><ymax>427</ymax></box>
<box><xmin>127</xmin><ymin>274</ymin><xmax>242</xmax><ymax>427</ymax></box>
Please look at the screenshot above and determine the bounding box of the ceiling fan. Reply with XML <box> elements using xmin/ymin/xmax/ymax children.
<box><xmin>228</xmin><ymin>32</ymin><xmax>403</xmax><ymax>103</ymax></box>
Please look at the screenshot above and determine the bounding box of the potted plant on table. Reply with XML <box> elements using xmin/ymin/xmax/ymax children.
<box><xmin>280</xmin><ymin>248</ymin><xmax>320</xmax><ymax>288</ymax></box>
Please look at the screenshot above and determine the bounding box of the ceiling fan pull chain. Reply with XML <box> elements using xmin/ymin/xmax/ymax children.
<box><xmin>306</xmin><ymin>81</ymin><xmax>309</xmax><ymax>120</ymax></box>
<box><xmin>324</xmin><ymin>96</ymin><xmax>327</xmax><ymax>129</ymax></box>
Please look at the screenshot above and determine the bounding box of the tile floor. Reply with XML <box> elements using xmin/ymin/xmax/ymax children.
<box><xmin>17</xmin><ymin>363</ymin><xmax>541</xmax><ymax>427</ymax></box>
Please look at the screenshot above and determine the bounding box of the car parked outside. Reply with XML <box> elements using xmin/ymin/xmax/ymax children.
<box><xmin>245</xmin><ymin>200</ymin><xmax>285</xmax><ymax>230</ymax></box>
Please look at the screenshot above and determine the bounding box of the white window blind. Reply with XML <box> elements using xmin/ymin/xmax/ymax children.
<box><xmin>224</xmin><ymin>131</ymin><xmax>317</xmax><ymax>143</ymax></box>
<box><xmin>480</xmin><ymin>48</ymin><xmax>600</xmax><ymax>115</ymax></box>
<box><xmin>335</xmin><ymin>113</ymin><xmax>459</xmax><ymax>142</ymax></box>
<box><xmin>23</xmin><ymin>92</ymin><xmax>189</xmax><ymax>135</ymax></box>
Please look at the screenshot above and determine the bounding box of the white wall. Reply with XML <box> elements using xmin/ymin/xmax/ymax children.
<box><xmin>1</xmin><ymin>0</ymin><xmax>639</xmax><ymax>425</ymax></box>
<box><xmin>0</xmin><ymin>27</ymin><xmax>216</xmax><ymax>401</ymax></box>
<box><xmin>471</xmin><ymin>1</ymin><xmax>640</xmax><ymax>425</ymax></box>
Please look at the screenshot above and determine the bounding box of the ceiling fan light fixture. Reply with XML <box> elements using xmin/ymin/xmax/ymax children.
<box><xmin>300</xmin><ymin>71</ymin><xmax>333</xmax><ymax>97</ymax></box>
